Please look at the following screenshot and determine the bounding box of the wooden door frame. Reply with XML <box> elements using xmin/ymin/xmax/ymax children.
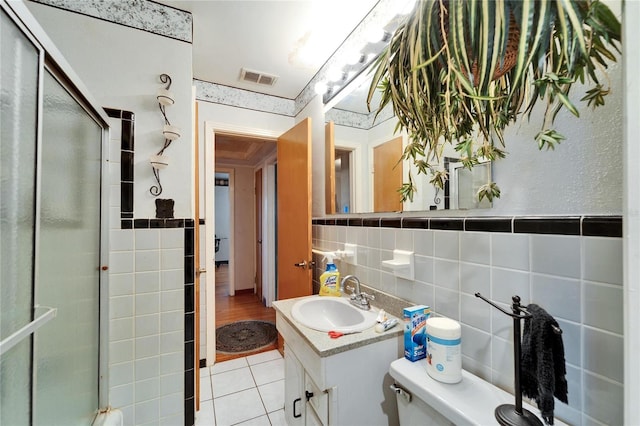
<box><xmin>203</xmin><ymin>121</ymin><xmax>280</xmax><ymax>365</ymax></box>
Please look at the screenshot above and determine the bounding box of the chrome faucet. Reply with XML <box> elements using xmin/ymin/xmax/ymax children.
<box><xmin>340</xmin><ymin>275</ymin><xmax>374</xmax><ymax>310</ymax></box>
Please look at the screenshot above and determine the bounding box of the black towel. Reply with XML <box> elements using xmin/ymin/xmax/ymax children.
<box><xmin>521</xmin><ymin>304</ymin><xmax>568</xmax><ymax>425</ymax></box>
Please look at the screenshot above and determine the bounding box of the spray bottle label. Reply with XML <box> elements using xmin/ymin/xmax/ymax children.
<box><xmin>319</xmin><ymin>270</ymin><xmax>340</xmax><ymax>296</ymax></box>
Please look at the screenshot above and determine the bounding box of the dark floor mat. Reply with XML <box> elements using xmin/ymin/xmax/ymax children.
<box><xmin>216</xmin><ymin>320</ymin><xmax>277</xmax><ymax>354</ymax></box>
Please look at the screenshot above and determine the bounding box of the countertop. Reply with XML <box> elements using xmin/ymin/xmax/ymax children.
<box><xmin>273</xmin><ymin>295</ymin><xmax>403</xmax><ymax>357</ymax></box>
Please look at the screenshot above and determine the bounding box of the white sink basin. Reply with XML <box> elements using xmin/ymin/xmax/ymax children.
<box><xmin>290</xmin><ymin>296</ymin><xmax>378</xmax><ymax>333</ymax></box>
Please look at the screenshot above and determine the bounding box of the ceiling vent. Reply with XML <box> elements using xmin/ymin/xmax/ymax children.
<box><xmin>240</xmin><ymin>68</ymin><xmax>278</xmax><ymax>86</ymax></box>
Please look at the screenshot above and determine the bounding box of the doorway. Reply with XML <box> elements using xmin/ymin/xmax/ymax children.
<box><xmin>202</xmin><ymin>126</ymin><xmax>279</xmax><ymax>365</ymax></box>
<box><xmin>214</xmin><ymin>172</ymin><xmax>231</xmax><ymax>272</ymax></box>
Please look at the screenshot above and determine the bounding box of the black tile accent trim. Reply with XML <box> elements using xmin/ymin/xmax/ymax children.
<box><xmin>121</xmin><ymin>182</ymin><xmax>133</xmax><ymax>216</ymax></box>
<box><xmin>134</xmin><ymin>218</ymin><xmax>150</xmax><ymax>228</ymax></box>
<box><xmin>121</xmin><ymin>151</ymin><xmax>134</xmax><ymax>182</ymax></box>
<box><xmin>362</xmin><ymin>218</ymin><xmax>381</xmax><ymax>227</ymax></box>
<box><xmin>380</xmin><ymin>218</ymin><xmax>402</xmax><ymax>228</ymax></box>
<box><xmin>199</xmin><ymin>218</ymin><xmax>205</xmax><ymax>225</ymax></box>
<box><xmin>184</xmin><ymin>366</ymin><xmax>194</xmax><ymax>399</ymax></box>
<box><xmin>335</xmin><ymin>218</ymin><xmax>348</xmax><ymax>226</ymax></box>
<box><xmin>121</xmin><ymin>120</ymin><xmax>134</xmax><ymax>151</ymax></box>
<box><xmin>184</xmin><ymin>397</ymin><xmax>195</xmax><ymax>426</ymax></box>
<box><xmin>582</xmin><ymin>216</ymin><xmax>623</xmax><ymax>237</ymax></box>
<box><xmin>402</xmin><ymin>218</ymin><xmax>429</xmax><ymax>229</ymax></box>
<box><xmin>514</xmin><ymin>217</ymin><xmax>581</xmax><ymax>235</ymax></box>
<box><xmin>314</xmin><ymin>215</ymin><xmax>622</xmax><ymax>237</ymax></box>
<box><xmin>199</xmin><ymin>359</ymin><xmax>207</xmax><ymax>369</ymax></box>
<box><xmin>184</xmin><ymin>341</ymin><xmax>194</xmax><ymax>370</ymax></box>
<box><xmin>430</xmin><ymin>218</ymin><xmax>464</xmax><ymax>231</ymax></box>
<box><xmin>104</xmin><ymin>107</ymin><xmax>121</xmax><ymax>118</ymax></box>
<box><xmin>185</xmin><ymin>313</ymin><xmax>194</xmax><ymax>341</ymax></box>
<box><xmin>184</xmin><ymin>228</ymin><xmax>195</xmax><ymax>256</ymax></box>
<box><xmin>465</xmin><ymin>218</ymin><xmax>512</xmax><ymax>233</ymax></box>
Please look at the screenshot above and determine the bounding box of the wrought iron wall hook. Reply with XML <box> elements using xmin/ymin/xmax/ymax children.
<box><xmin>160</xmin><ymin>73</ymin><xmax>172</xmax><ymax>90</ymax></box>
<box><xmin>150</xmin><ymin>167</ymin><xmax>163</xmax><ymax>196</ymax></box>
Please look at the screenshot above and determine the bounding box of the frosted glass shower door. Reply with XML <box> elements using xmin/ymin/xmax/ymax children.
<box><xmin>32</xmin><ymin>70</ymin><xmax>103</xmax><ymax>426</ymax></box>
<box><xmin>0</xmin><ymin>7</ymin><xmax>40</xmax><ymax>425</ymax></box>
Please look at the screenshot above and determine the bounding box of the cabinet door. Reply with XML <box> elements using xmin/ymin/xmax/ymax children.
<box><xmin>284</xmin><ymin>344</ymin><xmax>305</xmax><ymax>426</ymax></box>
<box><xmin>306</xmin><ymin>404</ymin><xmax>324</xmax><ymax>426</ymax></box>
<box><xmin>305</xmin><ymin>373</ymin><xmax>328</xmax><ymax>425</ymax></box>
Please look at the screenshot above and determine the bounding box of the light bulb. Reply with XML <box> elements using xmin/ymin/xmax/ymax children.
<box><xmin>314</xmin><ymin>82</ymin><xmax>328</xmax><ymax>95</ymax></box>
<box><xmin>367</xmin><ymin>28</ymin><xmax>385</xmax><ymax>43</ymax></box>
<box><xmin>328</xmin><ymin>67</ymin><xmax>345</xmax><ymax>82</ymax></box>
<box><xmin>399</xmin><ymin>0</ymin><xmax>417</xmax><ymax>15</ymax></box>
<box><xmin>345</xmin><ymin>51</ymin><xmax>364</xmax><ymax>65</ymax></box>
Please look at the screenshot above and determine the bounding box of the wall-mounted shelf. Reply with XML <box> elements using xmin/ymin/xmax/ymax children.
<box><xmin>381</xmin><ymin>249</ymin><xmax>414</xmax><ymax>280</ymax></box>
<box><xmin>337</xmin><ymin>243</ymin><xmax>358</xmax><ymax>265</ymax></box>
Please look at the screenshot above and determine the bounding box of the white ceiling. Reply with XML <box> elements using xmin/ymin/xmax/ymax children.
<box><xmin>156</xmin><ymin>0</ymin><xmax>379</xmax><ymax>100</ymax></box>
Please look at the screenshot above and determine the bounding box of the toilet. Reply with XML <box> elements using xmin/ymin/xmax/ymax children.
<box><xmin>390</xmin><ymin>358</ymin><xmax>567</xmax><ymax>425</ymax></box>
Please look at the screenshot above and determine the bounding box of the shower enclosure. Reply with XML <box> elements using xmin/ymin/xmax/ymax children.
<box><xmin>1</xmin><ymin>2</ymin><xmax>110</xmax><ymax>424</ymax></box>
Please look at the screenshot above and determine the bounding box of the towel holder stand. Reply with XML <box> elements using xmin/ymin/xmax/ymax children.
<box><xmin>475</xmin><ymin>292</ymin><xmax>546</xmax><ymax>426</ymax></box>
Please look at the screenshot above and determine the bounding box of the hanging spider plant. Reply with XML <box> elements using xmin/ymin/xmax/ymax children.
<box><xmin>368</xmin><ymin>0</ymin><xmax>621</xmax><ymax>203</ymax></box>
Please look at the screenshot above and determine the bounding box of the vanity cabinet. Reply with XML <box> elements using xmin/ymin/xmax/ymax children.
<box><xmin>275</xmin><ymin>302</ymin><xmax>402</xmax><ymax>426</ymax></box>
<box><xmin>284</xmin><ymin>344</ymin><xmax>329</xmax><ymax>425</ymax></box>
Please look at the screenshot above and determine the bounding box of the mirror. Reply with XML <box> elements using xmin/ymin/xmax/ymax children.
<box><xmin>324</xmin><ymin>65</ymin><xmax>493</xmax><ymax>214</ymax></box>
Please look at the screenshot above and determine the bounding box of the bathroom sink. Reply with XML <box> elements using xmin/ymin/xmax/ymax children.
<box><xmin>290</xmin><ymin>296</ymin><xmax>378</xmax><ymax>333</ymax></box>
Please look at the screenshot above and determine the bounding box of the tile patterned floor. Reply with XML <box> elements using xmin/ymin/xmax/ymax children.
<box><xmin>196</xmin><ymin>350</ymin><xmax>286</xmax><ymax>426</ymax></box>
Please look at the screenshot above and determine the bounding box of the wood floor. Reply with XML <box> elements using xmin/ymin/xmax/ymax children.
<box><xmin>214</xmin><ymin>264</ymin><xmax>277</xmax><ymax>362</ymax></box>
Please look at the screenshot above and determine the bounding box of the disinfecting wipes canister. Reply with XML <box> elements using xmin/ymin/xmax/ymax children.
<box><xmin>425</xmin><ymin>317</ymin><xmax>462</xmax><ymax>383</ymax></box>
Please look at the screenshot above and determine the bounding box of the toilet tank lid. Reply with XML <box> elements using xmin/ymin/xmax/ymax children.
<box><xmin>389</xmin><ymin>358</ymin><xmax>568</xmax><ymax>426</ymax></box>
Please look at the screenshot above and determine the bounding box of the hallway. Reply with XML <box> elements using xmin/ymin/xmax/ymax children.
<box><xmin>214</xmin><ymin>265</ymin><xmax>277</xmax><ymax>363</ymax></box>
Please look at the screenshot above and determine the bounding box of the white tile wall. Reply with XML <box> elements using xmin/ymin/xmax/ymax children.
<box><xmin>107</xmin><ymin>135</ymin><xmax>185</xmax><ymax>425</ymax></box>
<box><xmin>314</xmin><ymin>223</ymin><xmax>624</xmax><ymax>425</ymax></box>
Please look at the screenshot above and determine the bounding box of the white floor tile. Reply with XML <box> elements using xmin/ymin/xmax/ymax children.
<box><xmin>212</xmin><ymin>367</ymin><xmax>256</xmax><ymax>398</ymax></box>
<box><xmin>257</xmin><ymin>379</ymin><xmax>284</xmax><ymax>413</ymax></box>
<box><xmin>235</xmin><ymin>414</ymin><xmax>271</xmax><ymax>425</ymax></box>
<box><xmin>268</xmin><ymin>409</ymin><xmax>287</xmax><ymax>426</ymax></box>
<box><xmin>195</xmin><ymin>400</ymin><xmax>215</xmax><ymax>426</ymax></box>
<box><xmin>214</xmin><ymin>388</ymin><xmax>266</xmax><ymax>426</ymax></box>
<box><xmin>246</xmin><ymin>349</ymin><xmax>282</xmax><ymax>366</ymax></box>
<box><xmin>200</xmin><ymin>375</ymin><xmax>213</xmax><ymax>402</ymax></box>
<box><xmin>212</xmin><ymin>357</ymin><xmax>249</xmax><ymax>375</ymax></box>
<box><xmin>250</xmin><ymin>358</ymin><xmax>285</xmax><ymax>386</ymax></box>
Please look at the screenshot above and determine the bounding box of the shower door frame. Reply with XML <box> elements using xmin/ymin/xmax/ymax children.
<box><xmin>1</xmin><ymin>0</ymin><xmax>111</xmax><ymax>413</ymax></box>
